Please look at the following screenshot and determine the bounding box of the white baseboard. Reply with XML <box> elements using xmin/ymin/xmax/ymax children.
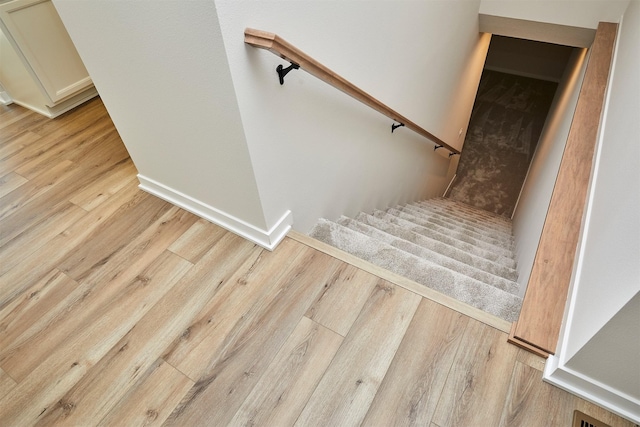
<box><xmin>443</xmin><ymin>173</ymin><xmax>456</xmax><ymax>197</ymax></box>
<box><xmin>8</xmin><ymin>87</ymin><xmax>98</xmax><ymax>118</ymax></box>
<box><xmin>544</xmin><ymin>355</ymin><xmax>640</xmax><ymax>424</ymax></box>
<box><xmin>0</xmin><ymin>91</ymin><xmax>12</xmax><ymax>105</ymax></box>
<box><xmin>137</xmin><ymin>175</ymin><xmax>292</xmax><ymax>251</ymax></box>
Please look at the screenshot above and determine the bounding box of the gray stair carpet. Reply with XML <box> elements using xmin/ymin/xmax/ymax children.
<box><xmin>421</xmin><ymin>197</ymin><xmax>513</xmax><ymax>227</ymax></box>
<box><xmin>407</xmin><ymin>202</ymin><xmax>513</xmax><ymax>237</ymax></box>
<box><xmin>400</xmin><ymin>205</ymin><xmax>514</xmax><ymax>246</ymax></box>
<box><xmin>309</xmin><ymin>198</ymin><xmax>522</xmax><ymax>322</ymax></box>
<box><xmin>384</xmin><ymin>208</ymin><xmax>515</xmax><ymax>258</ymax></box>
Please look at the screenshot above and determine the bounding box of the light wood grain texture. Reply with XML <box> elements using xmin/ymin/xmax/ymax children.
<box><xmin>11</xmin><ymin>105</ymin><xmax>110</xmax><ymax>179</ymax></box>
<box><xmin>30</xmin><ymin>252</ymin><xmax>194</xmax><ymax>426</ymax></box>
<box><xmin>432</xmin><ymin>320</ymin><xmax>519</xmax><ymax>427</ymax></box>
<box><xmin>295</xmin><ymin>281</ymin><xmax>421</xmax><ymax>427</ymax></box>
<box><xmin>91</xmin><ymin>358</ymin><xmax>191</xmax><ymax>427</ymax></box>
<box><xmin>0</xmin><ymin>107</ymin><xmax>36</xmax><ymax>131</ymax></box>
<box><xmin>97</xmin><ymin>358</ymin><xmax>194</xmax><ymax>427</ymax></box>
<box><xmin>0</xmin><ymin>130</ymin><xmax>42</xmax><ymax>163</ymax></box>
<box><xmin>168</xmin><ymin>218</ymin><xmax>229</xmax><ymax>263</ymax></box>
<box><xmin>162</xmin><ymin>237</ymin><xmax>305</xmax><ymax>378</ymax></box>
<box><xmin>230</xmin><ymin>316</ymin><xmax>343</xmax><ymax>427</ymax></box>
<box><xmin>0</xmin><ymin>250</ymin><xmax>193</xmax><ymax>425</ymax></box>
<box><xmin>15</xmin><ymin>117</ymin><xmax>115</xmax><ymax>180</ymax></box>
<box><xmin>514</xmin><ymin>22</ymin><xmax>618</xmax><ymax>354</ymax></box>
<box><xmin>498</xmin><ymin>362</ymin><xmax>576</xmax><ymax>426</ymax></box>
<box><xmin>0</xmin><ymin>206</ymin><xmax>197</xmax><ymax>382</ymax></box>
<box><xmin>362</xmin><ymin>298</ymin><xmax>469</xmax><ymax>426</ymax></box>
<box><xmin>164</xmin><ymin>249</ymin><xmax>341</xmax><ymax>426</ymax></box>
<box><xmin>516</xmin><ymin>348</ymin><xmax>547</xmax><ymax>372</ymax></box>
<box><xmin>0</xmin><ymin>97</ymin><xmax>631</xmax><ymax>427</ymax></box>
<box><xmin>68</xmin><ymin>158</ymin><xmax>137</xmax><ymax>211</ymax></box>
<box><xmin>289</xmin><ymin>230</ymin><xmax>512</xmax><ymax>333</ymax></box>
<box><xmin>0</xmin><ymin>109</ymin><xmax>47</xmax><ymax>143</ymax></box>
<box><xmin>0</xmin><ymin>367</ymin><xmax>16</xmax><ymax>401</ymax></box>
<box><xmin>305</xmin><ymin>263</ymin><xmax>380</xmax><ymax>336</ymax></box>
<box><xmin>0</xmin><ymin>269</ymin><xmax>78</xmax><ymax>354</ymax></box>
<box><xmin>244</xmin><ymin>28</ymin><xmax>459</xmax><ymax>154</ymax></box>
<box><xmin>0</xmin><ymin>142</ymin><xmax>130</xmax><ymax>253</ymax></box>
<box><xmin>0</xmin><ymin>202</ymin><xmax>86</xmax><ymax>275</ymax></box>
<box><xmin>30</xmin><ymin>235</ymin><xmax>256</xmax><ymax>425</ymax></box>
<box><xmin>0</xmin><ymin>179</ymin><xmax>140</xmax><ymax>312</ymax></box>
<box><xmin>0</xmin><ymin>159</ymin><xmax>76</xmax><ymax>222</ymax></box>
<box><xmin>56</xmin><ymin>191</ymin><xmax>172</xmax><ymax>282</ymax></box>
<box><xmin>0</xmin><ymin>131</ymin><xmax>58</xmax><ymax>177</ymax></box>
<box><xmin>27</xmin><ymin>98</ymin><xmax>103</xmax><ymax>139</ymax></box>
<box><xmin>0</xmin><ymin>171</ymin><xmax>27</xmax><ymax>198</ymax></box>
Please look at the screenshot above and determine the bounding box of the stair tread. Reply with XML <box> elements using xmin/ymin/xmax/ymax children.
<box><xmin>353</xmin><ymin>212</ymin><xmax>518</xmax><ymax>280</ymax></box>
<box><xmin>384</xmin><ymin>208</ymin><xmax>516</xmax><ymax>257</ymax></box>
<box><xmin>373</xmin><ymin>210</ymin><xmax>517</xmax><ymax>267</ymax></box>
<box><xmin>416</xmin><ymin>204</ymin><xmax>512</xmax><ymax>233</ymax></box>
<box><xmin>409</xmin><ymin>202</ymin><xmax>513</xmax><ymax>235</ymax></box>
<box><xmin>400</xmin><ymin>205</ymin><xmax>515</xmax><ymax>244</ymax></box>
<box><xmin>339</xmin><ymin>216</ymin><xmax>519</xmax><ymax>293</ymax></box>
<box><xmin>428</xmin><ymin>198</ymin><xmax>512</xmax><ymax>225</ymax></box>
<box><xmin>309</xmin><ymin>219</ymin><xmax>522</xmax><ymax>322</ymax></box>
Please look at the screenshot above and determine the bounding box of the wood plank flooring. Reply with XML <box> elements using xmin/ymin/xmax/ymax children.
<box><xmin>0</xmin><ymin>99</ymin><xmax>636</xmax><ymax>426</ymax></box>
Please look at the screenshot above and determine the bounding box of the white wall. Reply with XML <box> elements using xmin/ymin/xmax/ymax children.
<box><xmin>479</xmin><ymin>0</ymin><xmax>630</xmax><ymax>29</ymax></box>
<box><xmin>512</xmin><ymin>48</ymin><xmax>588</xmax><ymax>296</ymax></box>
<box><xmin>565</xmin><ymin>293</ymin><xmax>640</xmax><ymax>400</ymax></box>
<box><xmin>52</xmin><ymin>0</ymin><xmax>488</xmax><ymax>242</ymax></box>
<box><xmin>51</xmin><ymin>1</ymin><xmax>286</xmax><ymax>248</ymax></box>
<box><xmin>215</xmin><ymin>0</ymin><xmax>489</xmax><ymax>233</ymax></box>
<box><xmin>545</xmin><ymin>0</ymin><xmax>640</xmax><ymax>422</ymax></box>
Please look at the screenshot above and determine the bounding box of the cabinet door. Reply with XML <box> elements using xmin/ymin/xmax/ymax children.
<box><xmin>0</xmin><ymin>0</ymin><xmax>92</xmax><ymax>104</ymax></box>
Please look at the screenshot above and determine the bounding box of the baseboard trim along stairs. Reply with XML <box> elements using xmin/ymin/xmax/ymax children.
<box><xmin>306</xmin><ymin>197</ymin><xmax>522</xmax><ymax>325</ymax></box>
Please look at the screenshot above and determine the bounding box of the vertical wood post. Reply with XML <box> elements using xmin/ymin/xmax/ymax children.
<box><xmin>511</xmin><ymin>22</ymin><xmax>618</xmax><ymax>355</ymax></box>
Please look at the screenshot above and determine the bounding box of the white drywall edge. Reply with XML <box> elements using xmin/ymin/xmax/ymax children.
<box><xmin>544</xmin><ymin>356</ymin><xmax>640</xmax><ymax>423</ymax></box>
<box><xmin>138</xmin><ymin>174</ymin><xmax>292</xmax><ymax>251</ymax></box>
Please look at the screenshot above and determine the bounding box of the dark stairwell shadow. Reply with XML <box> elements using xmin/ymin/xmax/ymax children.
<box><xmin>447</xmin><ymin>69</ymin><xmax>558</xmax><ymax>217</ymax></box>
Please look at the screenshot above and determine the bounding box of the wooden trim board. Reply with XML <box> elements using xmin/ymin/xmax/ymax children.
<box><xmin>507</xmin><ymin>322</ymin><xmax>549</xmax><ymax>358</ymax></box>
<box><xmin>513</xmin><ymin>22</ymin><xmax>618</xmax><ymax>355</ymax></box>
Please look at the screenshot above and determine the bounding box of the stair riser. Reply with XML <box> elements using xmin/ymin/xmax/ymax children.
<box><xmin>425</xmin><ymin>197</ymin><xmax>511</xmax><ymax>224</ymax></box>
<box><xmin>401</xmin><ymin>206</ymin><xmax>514</xmax><ymax>244</ymax></box>
<box><xmin>309</xmin><ymin>220</ymin><xmax>522</xmax><ymax>322</ymax></box>
<box><xmin>354</xmin><ymin>213</ymin><xmax>518</xmax><ymax>280</ymax></box>
<box><xmin>339</xmin><ymin>217</ymin><xmax>519</xmax><ymax>294</ymax></box>
<box><xmin>418</xmin><ymin>200</ymin><xmax>512</xmax><ymax>229</ymax></box>
<box><xmin>410</xmin><ymin>202</ymin><xmax>513</xmax><ymax>236</ymax></box>
<box><xmin>386</xmin><ymin>209</ymin><xmax>515</xmax><ymax>256</ymax></box>
<box><xmin>373</xmin><ymin>211</ymin><xmax>516</xmax><ymax>266</ymax></box>
<box><xmin>428</xmin><ymin>198</ymin><xmax>512</xmax><ymax>226</ymax></box>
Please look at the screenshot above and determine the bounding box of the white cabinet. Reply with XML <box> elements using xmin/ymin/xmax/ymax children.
<box><xmin>0</xmin><ymin>0</ymin><xmax>97</xmax><ymax>117</ymax></box>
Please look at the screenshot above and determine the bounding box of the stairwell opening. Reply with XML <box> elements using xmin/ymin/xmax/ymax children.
<box><xmin>309</xmin><ymin>23</ymin><xmax>594</xmax><ymax>325</ymax></box>
<box><xmin>446</xmin><ymin>34</ymin><xmax>577</xmax><ymax>219</ymax></box>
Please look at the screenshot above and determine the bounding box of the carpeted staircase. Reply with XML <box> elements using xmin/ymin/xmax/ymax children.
<box><xmin>309</xmin><ymin>197</ymin><xmax>522</xmax><ymax>322</ymax></box>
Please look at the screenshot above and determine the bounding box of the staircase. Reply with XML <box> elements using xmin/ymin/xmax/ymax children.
<box><xmin>309</xmin><ymin>197</ymin><xmax>522</xmax><ymax>322</ymax></box>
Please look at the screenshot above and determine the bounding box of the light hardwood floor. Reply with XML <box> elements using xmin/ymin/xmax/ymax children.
<box><xmin>0</xmin><ymin>99</ymin><xmax>635</xmax><ymax>426</ymax></box>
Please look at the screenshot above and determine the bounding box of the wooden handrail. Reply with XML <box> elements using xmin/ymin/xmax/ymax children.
<box><xmin>244</xmin><ymin>28</ymin><xmax>459</xmax><ymax>155</ymax></box>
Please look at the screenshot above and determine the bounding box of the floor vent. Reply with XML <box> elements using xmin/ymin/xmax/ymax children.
<box><xmin>573</xmin><ymin>410</ymin><xmax>611</xmax><ymax>427</ymax></box>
